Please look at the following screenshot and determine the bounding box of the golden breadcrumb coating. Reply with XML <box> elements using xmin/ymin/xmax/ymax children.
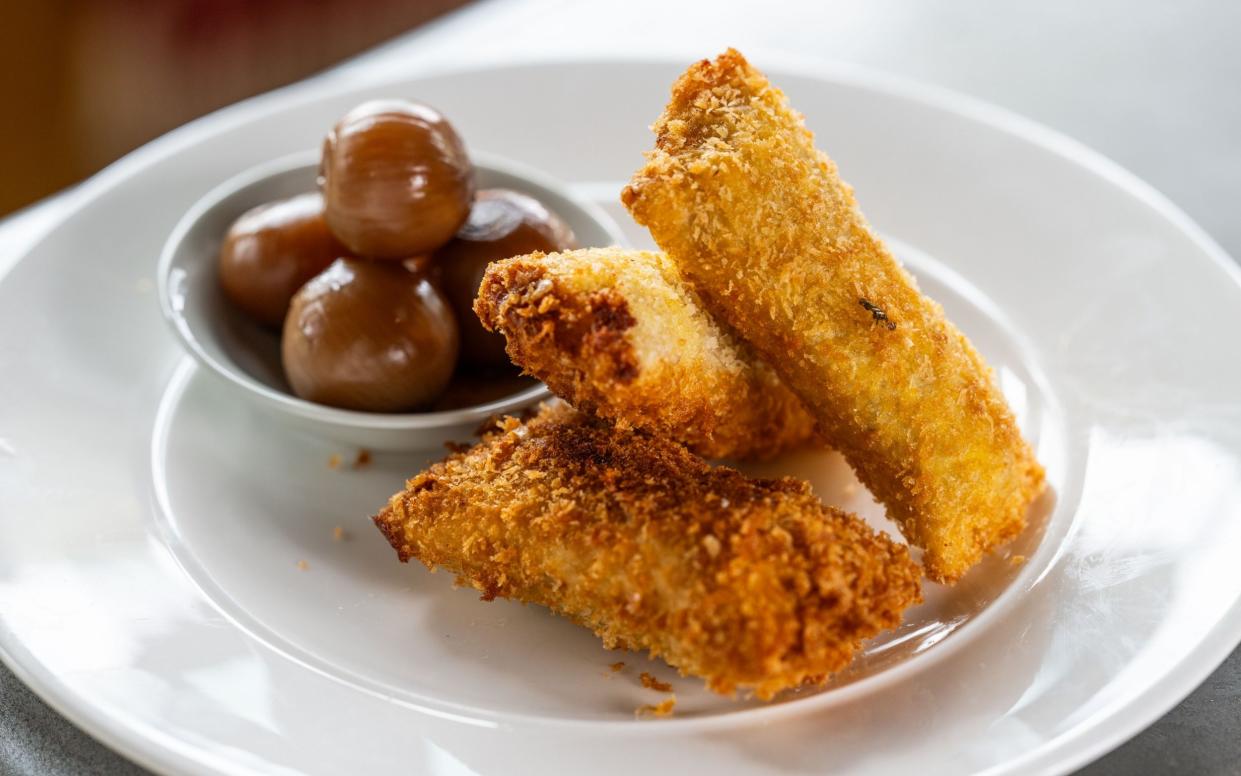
<box><xmin>622</xmin><ymin>49</ymin><xmax>1045</xmax><ymax>582</ymax></box>
<box><xmin>475</xmin><ymin>247</ymin><xmax>816</xmax><ymax>460</ymax></box>
<box><xmin>374</xmin><ymin>402</ymin><xmax>921</xmax><ymax>699</ymax></box>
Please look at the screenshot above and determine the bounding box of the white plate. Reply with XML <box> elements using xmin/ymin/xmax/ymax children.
<box><xmin>3</xmin><ymin>58</ymin><xmax>1241</xmax><ymax>776</ymax></box>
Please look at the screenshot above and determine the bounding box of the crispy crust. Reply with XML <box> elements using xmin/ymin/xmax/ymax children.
<box><xmin>373</xmin><ymin>402</ymin><xmax>921</xmax><ymax>699</ymax></box>
<box><xmin>622</xmin><ymin>50</ymin><xmax>1045</xmax><ymax>582</ymax></box>
<box><xmin>475</xmin><ymin>247</ymin><xmax>817</xmax><ymax>460</ymax></box>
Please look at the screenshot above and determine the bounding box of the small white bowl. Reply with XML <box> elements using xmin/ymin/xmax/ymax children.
<box><xmin>158</xmin><ymin>149</ymin><xmax>625</xmax><ymax>451</ymax></box>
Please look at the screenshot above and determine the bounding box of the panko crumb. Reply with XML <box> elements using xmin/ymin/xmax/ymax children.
<box><xmin>609</xmin><ymin>661</ymin><xmax>626</xmax><ymax>672</ymax></box>
<box><xmin>636</xmin><ymin>696</ymin><xmax>677</xmax><ymax>718</ymax></box>
<box><xmin>1010</xmin><ymin>554</ymin><xmax>1026</xmax><ymax>567</ymax></box>
<box><xmin>640</xmin><ymin>672</ymin><xmax>673</xmax><ymax>692</ymax></box>
<box><xmin>701</xmin><ymin>534</ymin><xmax>721</xmax><ymax>558</ymax></box>
<box><xmin>296</xmin><ymin>560</ymin><xmax>310</xmax><ymax>571</ymax></box>
<box><xmin>332</xmin><ymin>526</ymin><xmax>347</xmax><ymax>542</ymax></box>
<box><xmin>353</xmin><ymin>449</ymin><xmax>372</xmax><ymax>469</ymax></box>
<box><xmin>327</xmin><ymin>454</ymin><xmax>342</xmax><ymax>470</ymax></box>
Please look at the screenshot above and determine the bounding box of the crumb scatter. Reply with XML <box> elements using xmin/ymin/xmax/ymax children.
<box><xmin>636</xmin><ymin>696</ymin><xmax>677</xmax><ymax>718</ymax></box>
<box><xmin>640</xmin><ymin>672</ymin><xmax>673</xmax><ymax>692</ymax></box>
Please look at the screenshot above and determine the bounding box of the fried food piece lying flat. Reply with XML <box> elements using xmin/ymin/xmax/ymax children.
<box><xmin>622</xmin><ymin>50</ymin><xmax>1045</xmax><ymax>583</ymax></box>
<box><xmin>475</xmin><ymin>247</ymin><xmax>816</xmax><ymax>460</ymax></box>
<box><xmin>374</xmin><ymin>401</ymin><xmax>921</xmax><ymax>699</ymax></box>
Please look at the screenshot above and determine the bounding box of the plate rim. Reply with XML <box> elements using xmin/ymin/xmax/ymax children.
<box><xmin>3</xmin><ymin>51</ymin><xmax>1240</xmax><ymax>776</ymax></box>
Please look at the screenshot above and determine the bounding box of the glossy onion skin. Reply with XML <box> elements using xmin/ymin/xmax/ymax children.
<box><xmin>282</xmin><ymin>258</ymin><xmax>459</xmax><ymax>412</ymax></box>
<box><xmin>218</xmin><ymin>192</ymin><xmax>345</xmax><ymax>328</ymax></box>
<box><xmin>320</xmin><ymin>100</ymin><xmax>474</xmax><ymax>259</ymax></box>
<box><xmin>436</xmin><ymin>189</ymin><xmax>576</xmax><ymax>367</ymax></box>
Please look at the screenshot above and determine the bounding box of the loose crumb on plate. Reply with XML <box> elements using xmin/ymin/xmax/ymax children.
<box><xmin>609</xmin><ymin>661</ymin><xmax>626</xmax><ymax>672</ymax></box>
<box><xmin>353</xmin><ymin>449</ymin><xmax>372</xmax><ymax>469</ymax></box>
<box><xmin>296</xmin><ymin>560</ymin><xmax>310</xmax><ymax>571</ymax></box>
<box><xmin>328</xmin><ymin>454</ymin><xmax>342</xmax><ymax>470</ymax></box>
<box><xmin>332</xmin><ymin>526</ymin><xmax>347</xmax><ymax>542</ymax></box>
<box><xmin>1010</xmin><ymin>554</ymin><xmax>1026</xmax><ymax>567</ymax></box>
<box><xmin>636</xmin><ymin>696</ymin><xmax>676</xmax><ymax>718</ymax></box>
<box><xmin>640</xmin><ymin>672</ymin><xmax>673</xmax><ymax>692</ymax></box>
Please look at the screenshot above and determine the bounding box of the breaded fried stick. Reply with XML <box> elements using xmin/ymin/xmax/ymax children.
<box><xmin>622</xmin><ymin>50</ymin><xmax>1044</xmax><ymax>582</ymax></box>
<box><xmin>475</xmin><ymin>247</ymin><xmax>816</xmax><ymax>460</ymax></box>
<box><xmin>374</xmin><ymin>401</ymin><xmax>921</xmax><ymax>699</ymax></box>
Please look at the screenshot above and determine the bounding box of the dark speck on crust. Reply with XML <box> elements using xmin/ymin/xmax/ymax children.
<box><xmin>858</xmin><ymin>298</ymin><xmax>897</xmax><ymax>330</ymax></box>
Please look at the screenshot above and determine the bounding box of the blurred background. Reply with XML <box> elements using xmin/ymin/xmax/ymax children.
<box><xmin>0</xmin><ymin>0</ymin><xmax>468</xmax><ymax>216</ymax></box>
<box><xmin>3</xmin><ymin>0</ymin><xmax>1237</xmax><ymax>253</ymax></box>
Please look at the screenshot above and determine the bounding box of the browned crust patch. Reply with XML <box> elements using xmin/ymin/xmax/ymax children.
<box><xmin>373</xmin><ymin>402</ymin><xmax>922</xmax><ymax>699</ymax></box>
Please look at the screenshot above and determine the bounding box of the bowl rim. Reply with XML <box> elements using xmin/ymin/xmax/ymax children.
<box><xmin>157</xmin><ymin>147</ymin><xmax>625</xmax><ymax>431</ymax></box>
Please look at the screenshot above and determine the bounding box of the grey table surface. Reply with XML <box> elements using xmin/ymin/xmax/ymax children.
<box><xmin>2</xmin><ymin>0</ymin><xmax>1239</xmax><ymax>773</ymax></box>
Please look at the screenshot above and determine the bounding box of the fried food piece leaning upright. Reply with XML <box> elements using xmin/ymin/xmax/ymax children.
<box><xmin>622</xmin><ymin>49</ymin><xmax>1045</xmax><ymax>582</ymax></box>
<box><xmin>475</xmin><ymin>247</ymin><xmax>816</xmax><ymax>460</ymax></box>
<box><xmin>373</xmin><ymin>401</ymin><xmax>921</xmax><ymax>699</ymax></box>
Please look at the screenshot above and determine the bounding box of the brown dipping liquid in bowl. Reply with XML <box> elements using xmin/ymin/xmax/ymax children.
<box><xmin>218</xmin><ymin>192</ymin><xmax>345</xmax><ymax>328</ymax></box>
<box><xmin>282</xmin><ymin>258</ymin><xmax>459</xmax><ymax>412</ymax></box>
<box><xmin>437</xmin><ymin>189</ymin><xmax>576</xmax><ymax>367</ymax></box>
<box><xmin>320</xmin><ymin>100</ymin><xmax>474</xmax><ymax>260</ymax></box>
